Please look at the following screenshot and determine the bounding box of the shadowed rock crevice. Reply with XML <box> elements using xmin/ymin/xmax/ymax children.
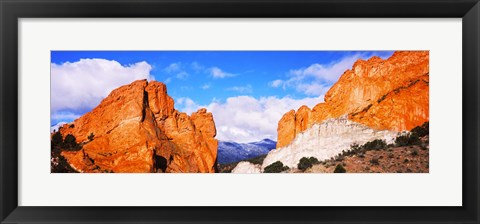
<box><xmin>154</xmin><ymin>155</ymin><xmax>168</xmax><ymax>173</ymax></box>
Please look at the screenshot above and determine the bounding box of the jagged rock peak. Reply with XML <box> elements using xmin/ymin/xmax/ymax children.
<box><xmin>57</xmin><ymin>79</ymin><xmax>217</xmax><ymax>173</ymax></box>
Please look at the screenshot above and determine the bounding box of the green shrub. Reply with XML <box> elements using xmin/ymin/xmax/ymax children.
<box><xmin>51</xmin><ymin>131</ymin><xmax>63</xmax><ymax>148</ymax></box>
<box><xmin>411</xmin><ymin>150</ymin><xmax>419</xmax><ymax>156</ymax></box>
<box><xmin>63</xmin><ymin>134</ymin><xmax>80</xmax><ymax>151</ymax></box>
<box><xmin>395</xmin><ymin>133</ymin><xmax>421</xmax><ymax>146</ymax></box>
<box><xmin>88</xmin><ymin>132</ymin><xmax>95</xmax><ymax>141</ymax></box>
<box><xmin>264</xmin><ymin>161</ymin><xmax>289</xmax><ymax>173</ymax></box>
<box><xmin>411</xmin><ymin>123</ymin><xmax>429</xmax><ymax>137</ymax></box>
<box><xmin>50</xmin><ymin>153</ymin><xmax>77</xmax><ymax>173</ymax></box>
<box><xmin>246</xmin><ymin>154</ymin><xmax>268</xmax><ymax>165</ymax></box>
<box><xmin>334</xmin><ymin>164</ymin><xmax>346</xmax><ymax>173</ymax></box>
<box><xmin>297</xmin><ymin>157</ymin><xmax>320</xmax><ymax>171</ymax></box>
<box><xmin>363</xmin><ymin>139</ymin><xmax>387</xmax><ymax>150</ymax></box>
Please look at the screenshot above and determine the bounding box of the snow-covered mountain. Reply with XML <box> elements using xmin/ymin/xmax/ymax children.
<box><xmin>217</xmin><ymin>139</ymin><xmax>276</xmax><ymax>164</ymax></box>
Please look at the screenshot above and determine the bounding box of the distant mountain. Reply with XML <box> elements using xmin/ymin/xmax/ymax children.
<box><xmin>217</xmin><ymin>139</ymin><xmax>276</xmax><ymax>164</ymax></box>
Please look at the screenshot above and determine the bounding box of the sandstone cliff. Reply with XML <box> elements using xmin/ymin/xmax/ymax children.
<box><xmin>57</xmin><ymin>80</ymin><xmax>218</xmax><ymax>173</ymax></box>
<box><xmin>277</xmin><ymin>51</ymin><xmax>429</xmax><ymax>148</ymax></box>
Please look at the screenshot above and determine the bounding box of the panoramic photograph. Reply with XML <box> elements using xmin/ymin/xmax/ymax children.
<box><xmin>50</xmin><ymin>51</ymin><xmax>429</xmax><ymax>173</ymax></box>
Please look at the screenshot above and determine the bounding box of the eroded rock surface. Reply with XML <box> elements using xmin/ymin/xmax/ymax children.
<box><xmin>58</xmin><ymin>80</ymin><xmax>217</xmax><ymax>173</ymax></box>
<box><xmin>276</xmin><ymin>51</ymin><xmax>429</xmax><ymax>148</ymax></box>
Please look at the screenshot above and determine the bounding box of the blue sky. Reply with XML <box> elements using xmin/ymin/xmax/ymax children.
<box><xmin>51</xmin><ymin>51</ymin><xmax>394</xmax><ymax>142</ymax></box>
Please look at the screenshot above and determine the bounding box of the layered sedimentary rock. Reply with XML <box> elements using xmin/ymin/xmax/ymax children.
<box><xmin>264</xmin><ymin>116</ymin><xmax>398</xmax><ymax>169</ymax></box>
<box><xmin>58</xmin><ymin>80</ymin><xmax>217</xmax><ymax>173</ymax></box>
<box><xmin>276</xmin><ymin>51</ymin><xmax>429</xmax><ymax>148</ymax></box>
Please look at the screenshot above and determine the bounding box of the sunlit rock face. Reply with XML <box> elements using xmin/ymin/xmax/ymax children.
<box><xmin>263</xmin><ymin>116</ymin><xmax>399</xmax><ymax>169</ymax></box>
<box><xmin>58</xmin><ymin>80</ymin><xmax>217</xmax><ymax>173</ymax></box>
<box><xmin>276</xmin><ymin>51</ymin><xmax>429</xmax><ymax>149</ymax></box>
<box><xmin>232</xmin><ymin>161</ymin><xmax>262</xmax><ymax>174</ymax></box>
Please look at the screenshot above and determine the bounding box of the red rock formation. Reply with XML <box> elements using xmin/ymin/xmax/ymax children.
<box><xmin>58</xmin><ymin>80</ymin><xmax>217</xmax><ymax>173</ymax></box>
<box><xmin>276</xmin><ymin>51</ymin><xmax>429</xmax><ymax>148</ymax></box>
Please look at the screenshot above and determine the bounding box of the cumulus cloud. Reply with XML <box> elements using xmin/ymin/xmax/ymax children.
<box><xmin>164</xmin><ymin>62</ymin><xmax>189</xmax><ymax>80</ymax></box>
<box><xmin>191</xmin><ymin>61</ymin><xmax>205</xmax><ymax>72</ymax></box>
<box><xmin>51</xmin><ymin>59</ymin><xmax>154</xmax><ymax>113</ymax></box>
<box><xmin>271</xmin><ymin>53</ymin><xmax>371</xmax><ymax>96</ymax></box>
<box><xmin>269</xmin><ymin>79</ymin><xmax>283</xmax><ymax>88</ymax></box>
<box><xmin>176</xmin><ymin>95</ymin><xmax>323</xmax><ymax>143</ymax></box>
<box><xmin>176</xmin><ymin>97</ymin><xmax>202</xmax><ymax>115</ymax></box>
<box><xmin>289</xmin><ymin>54</ymin><xmax>364</xmax><ymax>82</ymax></box>
<box><xmin>296</xmin><ymin>83</ymin><xmax>332</xmax><ymax>96</ymax></box>
<box><xmin>226</xmin><ymin>84</ymin><xmax>253</xmax><ymax>94</ymax></box>
<box><xmin>210</xmin><ymin>67</ymin><xmax>236</xmax><ymax>78</ymax></box>
<box><xmin>164</xmin><ymin>62</ymin><xmax>181</xmax><ymax>73</ymax></box>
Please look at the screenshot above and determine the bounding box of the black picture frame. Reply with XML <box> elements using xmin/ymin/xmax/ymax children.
<box><xmin>1</xmin><ymin>0</ymin><xmax>479</xmax><ymax>223</ymax></box>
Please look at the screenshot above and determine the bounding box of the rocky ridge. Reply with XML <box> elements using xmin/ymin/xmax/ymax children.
<box><xmin>277</xmin><ymin>51</ymin><xmax>429</xmax><ymax>148</ymax></box>
<box><xmin>58</xmin><ymin>80</ymin><xmax>217</xmax><ymax>173</ymax></box>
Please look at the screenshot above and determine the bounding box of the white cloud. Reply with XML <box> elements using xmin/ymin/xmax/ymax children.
<box><xmin>296</xmin><ymin>83</ymin><xmax>332</xmax><ymax>96</ymax></box>
<box><xmin>51</xmin><ymin>111</ymin><xmax>81</xmax><ymax>122</ymax></box>
<box><xmin>51</xmin><ymin>59</ymin><xmax>154</xmax><ymax>113</ymax></box>
<box><xmin>272</xmin><ymin>53</ymin><xmax>371</xmax><ymax>96</ymax></box>
<box><xmin>176</xmin><ymin>97</ymin><xmax>202</xmax><ymax>115</ymax></box>
<box><xmin>164</xmin><ymin>63</ymin><xmax>189</xmax><ymax>80</ymax></box>
<box><xmin>210</xmin><ymin>67</ymin><xmax>236</xmax><ymax>78</ymax></box>
<box><xmin>176</xmin><ymin>95</ymin><xmax>323</xmax><ymax>143</ymax></box>
<box><xmin>51</xmin><ymin>122</ymin><xmax>68</xmax><ymax>133</ymax></box>
<box><xmin>164</xmin><ymin>63</ymin><xmax>181</xmax><ymax>73</ymax></box>
<box><xmin>191</xmin><ymin>61</ymin><xmax>205</xmax><ymax>72</ymax></box>
<box><xmin>226</xmin><ymin>84</ymin><xmax>253</xmax><ymax>94</ymax></box>
<box><xmin>288</xmin><ymin>54</ymin><xmax>362</xmax><ymax>83</ymax></box>
<box><xmin>269</xmin><ymin>79</ymin><xmax>283</xmax><ymax>88</ymax></box>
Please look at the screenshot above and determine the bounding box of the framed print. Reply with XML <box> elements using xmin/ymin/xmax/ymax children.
<box><xmin>1</xmin><ymin>0</ymin><xmax>479</xmax><ymax>223</ymax></box>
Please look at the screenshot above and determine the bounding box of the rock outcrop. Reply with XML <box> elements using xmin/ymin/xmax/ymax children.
<box><xmin>264</xmin><ymin>116</ymin><xmax>399</xmax><ymax>169</ymax></box>
<box><xmin>57</xmin><ymin>80</ymin><xmax>217</xmax><ymax>173</ymax></box>
<box><xmin>276</xmin><ymin>51</ymin><xmax>429</xmax><ymax>148</ymax></box>
<box><xmin>232</xmin><ymin>161</ymin><xmax>262</xmax><ymax>174</ymax></box>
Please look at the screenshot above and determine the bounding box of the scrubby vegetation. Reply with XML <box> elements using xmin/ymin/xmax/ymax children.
<box><xmin>88</xmin><ymin>132</ymin><xmax>95</xmax><ymax>141</ymax></box>
<box><xmin>217</xmin><ymin>122</ymin><xmax>429</xmax><ymax>174</ymax></box>
<box><xmin>303</xmin><ymin>122</ymin><xmax>429</xmax><ymax>173</ymax></box>
<box><xmin>394</xmin><ymin>133</ymin><xmax>421</xmax><ymax>146</ymax></box>
<box><xmin>411</xmin><ymin>122</ymin><xmax>429</xmax><ymax>137</ymax></box>
<box><xmin>217</xmin><ymin>154</ymin><xmax>268</xmax><ymax>173</ymax></box>
<box><xmin>395</xmin><ymin>122</ymin><xmax>428</xmax><ymax>147</ymax></box>
<box><xmin>332</xmin><ymin>139</ymin><xmax>388</xmax><ymax>161</ymax></box>
<box><xmin>298</xmin><ymin>157</ymin><xmax>320</xmax><ymax>171</ymax></box>
<box><xmin>362</xmin><ymin>139</ymin><xmax>387</xmax><ymax>150</ymax></box>
<box><xmin>63</xmin><ymin>134</ymin><xmax>81</xmax><ymax>151</ymax></box>
<box><xmin>334</xmin><ymin>164</ymin><xmax>346</xmax><ymax>173</ymax></box>
<box><xmin>50</xmin><ymin>131</ymin><xmax>80</xmax><ymax>173</ymax></box>
<box><xmin>264</xmin><ymin>161</ymin><xmax>289</xmax><ymax>173</ymax></box>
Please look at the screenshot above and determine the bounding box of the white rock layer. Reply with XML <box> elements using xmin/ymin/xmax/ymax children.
<box><xmin>262</xmin><ymin>116</ymin><xmax>399</xmax><ymax>169</ymax></box>
<box><xmin>232</xmin><ymin>161</ymin><xmax>262</xmax><ymax>174</ymax></box>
